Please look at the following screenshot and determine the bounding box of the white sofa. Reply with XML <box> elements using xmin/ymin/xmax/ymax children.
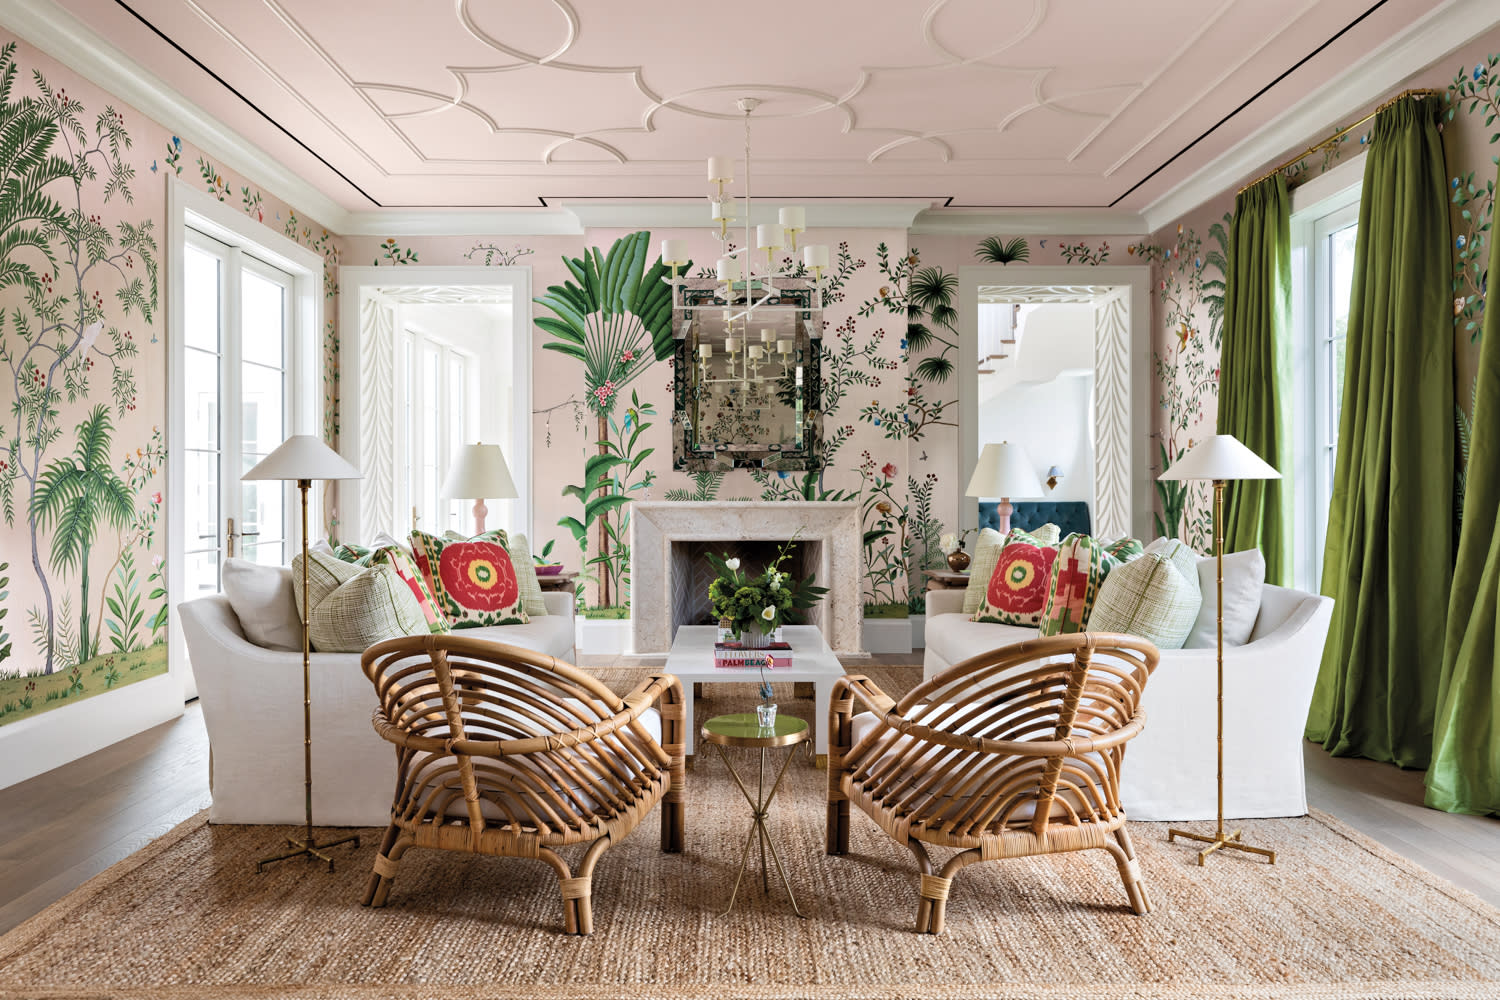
<box><xmin>921</xmin><ymin>584</ymin><xmax>1333</xmax><ymax>821</ymax></box>
<box><xmin>180</xmin><ymin>590</ymin><xmax>576</xmax><ymax>826</ymax></box>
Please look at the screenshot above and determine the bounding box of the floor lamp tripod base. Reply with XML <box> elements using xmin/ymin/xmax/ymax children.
<box><xmin>1166</xmin><ymin>825</ymin><xmax>1275</xmax><ymax>867</ymax></box>
<box><xmin>257</xmin><ymin>831</ymin><xmax>361</xmax><ymax>873</ymax></box>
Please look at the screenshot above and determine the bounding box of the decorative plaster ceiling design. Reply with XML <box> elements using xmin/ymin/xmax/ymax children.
<box><xmin>59</xmin><ymin>0</ymin><xmax>1446</xmax><ymax>212</ymax></box>
<box><xmin>978</xmin><ymin>284</ymin><xmax>1109</xmax><ymax>303</ymax></box>
<box><xmin>369</xmin><ymin>285</ymin><xmax>512</xmax><ymax>305</ymax></box>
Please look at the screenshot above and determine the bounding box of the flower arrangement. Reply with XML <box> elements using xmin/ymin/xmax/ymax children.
<box><xmin>706</xmin><ymin>534</ymin><xmax>828</xmax><ymax>644</ymax></box>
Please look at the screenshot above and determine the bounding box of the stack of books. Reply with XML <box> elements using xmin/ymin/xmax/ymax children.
<box><xmin>714</xmin><ymin>641</ymin><xmax>793</xmax><ymax>669</ymax></box>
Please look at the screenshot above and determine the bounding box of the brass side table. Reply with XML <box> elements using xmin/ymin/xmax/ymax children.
<box><xmin>701</xmin><ymin>712</ymin><xmax>810</xmax><ymax>917</ymax></box>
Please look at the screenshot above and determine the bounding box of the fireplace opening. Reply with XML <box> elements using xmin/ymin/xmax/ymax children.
<box><xmin>670</xmin><ymin>539</ymin><xmax>826</xmax><ymax>636</ymax></box>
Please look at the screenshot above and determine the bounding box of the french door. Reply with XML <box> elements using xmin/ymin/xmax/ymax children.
<box><xmin>180</xmin><ymin>229</ymin><xmax>296</xmax><ymax>606</ymax></box>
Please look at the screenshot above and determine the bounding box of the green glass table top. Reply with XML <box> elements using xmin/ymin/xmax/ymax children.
<box><xmin>701</xmin><ymin>712</ymin><xmax>809</xmax><ymax>748</ymax></box>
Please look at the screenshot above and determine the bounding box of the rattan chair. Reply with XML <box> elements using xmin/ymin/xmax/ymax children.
<box><xmin>827</xmin><ymin>632</ymin><xmax>1159</xmax><ymax>933</ymax></box>
<box><xmin>360</xmin><ymin>634</ymin><xmax>685</xmax><ymax>934</ymax></box>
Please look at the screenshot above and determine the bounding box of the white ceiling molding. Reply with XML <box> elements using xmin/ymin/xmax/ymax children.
<box><xmin>1140</xmin><ymin>0</ymin><xmax>1500</xmax><ymax>232</ymax></box>
<box><xmin>558</xmin><ymin>199</ymin><xmax>933</xmax><ymax>232</ymax></box>
<box><xmin>335</xmin><ymin>208</ymin><xmax>585</xmax><ymax>237</ymax></box>
<box><xmin>910</xmin><ymin>208</ymin><xmax>1147</xmax><ymax>236</ymax></box>
<box><xmin>0</xmin><ymin>0</ymin><xmax>355</xmax><ymax>230</ymax></box>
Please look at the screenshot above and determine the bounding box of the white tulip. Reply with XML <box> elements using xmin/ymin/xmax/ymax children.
<box><xmin>725</xmin><ymin>558</ymin><xmax>741</xmax><ymax>571</ymax></box>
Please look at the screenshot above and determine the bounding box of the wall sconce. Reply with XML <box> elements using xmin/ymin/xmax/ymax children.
<box><xmin>1046</xmin><ymin>465</ymin><xmax>1063</xmax><ymax>490</ymax></box>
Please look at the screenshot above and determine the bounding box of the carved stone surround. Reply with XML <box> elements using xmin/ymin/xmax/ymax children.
<box><xmin>630</xmin><ymin>502</ymin><xmax>864</xmax><ymax>657</ymax></box>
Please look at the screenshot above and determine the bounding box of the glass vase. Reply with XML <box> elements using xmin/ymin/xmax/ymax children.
<box><xmin>756</xmin><ymin>703</ymin><xmax>778</xmax><ymax>728</ymax></box>
<box><xmin>738</xmin><ymin>628</ymin><xmax>773</xmax><ymax>649</ymax></box>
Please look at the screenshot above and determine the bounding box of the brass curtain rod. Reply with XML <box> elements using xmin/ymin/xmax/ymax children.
<box><xmin>1237</xmin><ymin>88</ymin><xmax>1444</xmax><ymax>195</ymax></box>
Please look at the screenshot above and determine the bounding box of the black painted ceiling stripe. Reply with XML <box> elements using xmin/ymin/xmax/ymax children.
<box><xmin>1109</xmin><ymin>0</ymin><xmax>1390</xmax><ymax>209</ymax></box>
<box><xmin>110</xmin><ymin>0</ymin><xmax>381</xmax><ymax>207</ymax></box>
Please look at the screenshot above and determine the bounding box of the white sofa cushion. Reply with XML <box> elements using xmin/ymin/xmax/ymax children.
<box><xmin>1186</xmin><ymin>547</ymin><xmax>1266</xmax><ymax>648</ymax></box>
<box><xmin>220</xmin><ymin>559</ymin><xmax>302</xmax><ymax>651</ymax></box>
<box><xmin>924</xmin><ymin>614</ymin><xmax>1038</xmax><ymax>672</ymax></box>
<box><xmin>460</xmin><ymin>616</ymin><xmax>576</xmax><ymax>660</ymax></box>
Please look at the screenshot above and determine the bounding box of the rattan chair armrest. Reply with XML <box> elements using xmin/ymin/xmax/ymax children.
<box><xmin>834</xmin><ymin>674</ymin><xmax>897</xmax><ymax>717</ymax></box>
<box><xmin>867</xmin><ymin>710</ymin><xmax>1147</xmax><ymax>759</ymax></box>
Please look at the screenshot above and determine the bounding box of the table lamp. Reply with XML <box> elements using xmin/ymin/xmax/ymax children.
<box><xmin>965</xmin><ymin>442</ymin><xmax>1044</xmax><ymax>535</ymax></box>
<box><xmin>242</xmin><ymin>434</ymin><xmax>363</xmax><ymax>873</ymax></box>
<box><xmin>441</xmin><ymin>442</ymin><xmax>517</xmax><ymax>535</ymax></box>
<box><xmin>1159</xmin><ymin>433</ymin><xmax>1281</xmax><ymax>867</ymax></box>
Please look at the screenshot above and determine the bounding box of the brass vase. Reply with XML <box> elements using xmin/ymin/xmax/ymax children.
<box><xmin>947</xmin><ymin>543</ymin><xmax>971</xmax><ymax>573</ymax></box>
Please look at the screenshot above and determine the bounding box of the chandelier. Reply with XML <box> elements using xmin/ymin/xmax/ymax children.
<box><xmin>659</xmin><ymin>96</ymin><xmax>830</xmax><ymax>323</ymax></box>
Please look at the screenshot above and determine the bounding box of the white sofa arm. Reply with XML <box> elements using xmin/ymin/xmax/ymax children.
<box><xmin>543</xmin><ymin>590</ymin><xmax>575</xmax><ymax>618</ymax></box>
<box><xmin>925</xmin><ymin>588</ymin><xmax>966</xmax><ymax>617</ymax></box>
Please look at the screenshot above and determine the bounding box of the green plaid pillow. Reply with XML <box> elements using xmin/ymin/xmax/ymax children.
<box><xmin>306</xmin><ymin>564</ymin><xmax>429</xmax><ymax>653</ymax></box>
<box><xmin>506</xmin><ymin>533</ymin><xmax>548</xmax><ymax>617</ymax></box>
<box><xmin>1039</xmin><ymin>535</ymin><xmax>1144</xmax><ymax>636</ymax></box>
<box><xmin>291</xmin><ymin>550</ymin><xmax>362</xmax><ymax>623</ymax></box>
<box><xmin>1085</xmin><ymin>551</ymin><xmax>1202</xmax><ymax>650</ymax></box>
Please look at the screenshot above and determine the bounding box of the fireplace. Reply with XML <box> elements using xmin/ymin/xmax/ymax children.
<box><xmin>629</xmin><ymin>502</ymin><xmax>864</xmax><ymax>656</ymax></box>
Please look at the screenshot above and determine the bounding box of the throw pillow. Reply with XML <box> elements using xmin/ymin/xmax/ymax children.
<box><xmin>1185</xmin><ymin>547</ymin><xmax>1266</xmax><ymax>648</ymax></box>
<box><xmin>974</xmin><ymin>529</ymin><xmax>1059</xmax><ymax>627</ymax></box>
<box><xmin>333</xmin><ymin>542</ymin><xmax>376</xmax><ymax>566</ymax></box>
<box><xmin>306</xmin><ymin>564</ymin><xmax>429</xmax><ymax>653</ymax></box>
<box><xmin>962</xmin><ymin>528</ymin><xmax>1007</xmax><ymax>616</ymax></box>
<box><xmin>291</xmin><ymin>550</ymin><xmax>363</xmax><ymax>624</ymax></box>
<box><xmin>1023</xmin><ymin>522</ymin><xmax>1062</xmax><ymax>547</ymax></box>
<box><xmin>370</xmin><ymin>545</ymin><xmax>449</xmax><ymax>633</ymax></box>
<box><xmin>221</xmin><ymin>558</ymin><xmax>301</xmax><ymax>651</ymax></box>
<box><xmin>507</xmin><ymin>532</ymin><xmax>548</xmax><ymax>617</ymax></box>
<box><xmin>1086</xmin><ymin>552</ymin><xmax>1203</xmax><ymax>650</ymax></box>
<box><xmin>1144</xmin><ymin>537</ymin><xmax>1202</xmax><ymax>594</ymax></box>
<box><xmin>410</xmin><ymin>529</ymin><xmax>530</xmax><ymax>628</ymax></box>
<box><xmin>1038</xmin><ymin>535</ymin><xmax>1143</xmax><ymax>637</ymax></box>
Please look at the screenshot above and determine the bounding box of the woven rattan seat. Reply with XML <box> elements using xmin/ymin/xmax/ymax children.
<box><xmin>360</xmin><ymin>634</ymin><xmax>685</xmax><ymax>934</ymax></box>
<box><xmin>827</xmin><ymin>631</ymin><xmax>1159</xmax><ymax>933</ymax></box>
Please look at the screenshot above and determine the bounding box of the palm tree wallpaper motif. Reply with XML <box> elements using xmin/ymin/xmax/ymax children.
<box><xmin>0</xmin><ymin>42</ymin><xmax>166</xmax><ymax>724</ymax></box>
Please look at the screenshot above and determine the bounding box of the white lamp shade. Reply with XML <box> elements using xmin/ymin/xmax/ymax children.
<box><xmin>441</xmin><ymin>443</ymin><xmax>518</xmax><ymax>500</ymax></box>
<box><xmin>242</xmin><ymin>434</ymin><xmax>361</xmax><ymax>481</ymax></box>
<box><xmin>1157</xmin><ymin>434</ymin><xmax>1281</xmax><ymax>481</ymax></box>
<box><xmin>779</xmin><ymin>206</ymin><xmax>806</xmax><ymax>230</ymax></box>
<box><xmin>965</xmin><ymin>442</ymin><xmax>1045</xmax><ymax>499</ymax></box>
<box><xmin>660</xmin><ymin>239</ymin><xmax>689</xmax><ymax>265</ymax></box>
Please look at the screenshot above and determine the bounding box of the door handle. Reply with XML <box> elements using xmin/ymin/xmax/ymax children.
<box><xmin>226</xmin><ymin>517</ymin><xmax>236</xmax><ymax>558</ymax></box>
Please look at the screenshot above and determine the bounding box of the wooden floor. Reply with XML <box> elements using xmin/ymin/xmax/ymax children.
<box><xmin>1</xmin><ymin>696</ymin><xmax>1498</xmax><ymax>937</ymax></box>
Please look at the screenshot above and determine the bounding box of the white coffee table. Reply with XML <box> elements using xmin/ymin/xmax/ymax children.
<box><xmin>665</xmin><ymin>625</ymin><xmax>846</xmax><ymax>758</ymax></box>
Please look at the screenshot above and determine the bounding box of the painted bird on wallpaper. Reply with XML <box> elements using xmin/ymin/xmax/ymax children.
<box><xmin>1177</xmin><ymin>321</ymin><xmax>1195</xmax><ymax>350</ymax></box>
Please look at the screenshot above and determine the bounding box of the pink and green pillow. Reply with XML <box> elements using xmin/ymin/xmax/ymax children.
<box><xmin>410</xmin><ymin>529</ymin><xmax>529</xmax><ymax>628</ymax></box>
<box><xmin>370</xmin><ymin>545</ymin><xmax>449</xmax><ymax>633</ymax></box>
<box><xmin>1038</xmin><ymin>534</ymin><xmax>1144</xmax><ymax>636</ymax></box>
<box><xmin>973</xmin><ymin>528</ymin><xmax>1060</xmax><ymax>627</ymax></box>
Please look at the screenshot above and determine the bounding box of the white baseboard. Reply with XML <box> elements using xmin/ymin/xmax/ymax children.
<box><xmin>910</xmin><ymin>614</ymin><xmax>926</xmax><ymax>650</ymax></box>
<box><xmin>578</xmin><ymin>617</ymin><xmax>634</xmax><ymax>656</ymax></box>
<box><xmin>0</xmin><ymin>673</ymin><xmax>184</xmax><ymax>791</ymax></box>
<box><xmin>862</xmin><ymin>618</ymin><xmax>913</xmax><ymax>655</ymax></box>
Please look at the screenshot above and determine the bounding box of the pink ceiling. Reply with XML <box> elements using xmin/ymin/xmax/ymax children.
<box><xmin>58</xmin><ymin>0</ymin><xmax>1445</xmax><ymax>212</ymax></box>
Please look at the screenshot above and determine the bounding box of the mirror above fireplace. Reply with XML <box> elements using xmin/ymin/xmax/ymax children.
<box><xmin>671</xmin><ymin>280</ymin><xmax>823</xmax><ymax>472</ymax></box>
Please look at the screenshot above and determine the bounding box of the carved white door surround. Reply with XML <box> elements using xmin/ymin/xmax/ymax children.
<box><xmin>338</xmin><ymin>267</ymin><xmax>532</xmax><ymax>544</ymax></box>
<box><xmin>958</xmin><ymin>265</ymin><xmax>1153</xmax><ymax>542</ymax></box>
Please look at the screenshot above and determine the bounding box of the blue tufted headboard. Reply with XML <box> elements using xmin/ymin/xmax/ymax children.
<box><xmin>979</xmin><ymin>500</ymin><xmax>1091</xmax><ymax>538</ymax></box>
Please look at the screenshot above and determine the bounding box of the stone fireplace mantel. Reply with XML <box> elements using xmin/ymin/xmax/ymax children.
<box><xmin>630</xmin><ymin>502</ymin><xmax>865</xmax><ymax>657</ymax></box>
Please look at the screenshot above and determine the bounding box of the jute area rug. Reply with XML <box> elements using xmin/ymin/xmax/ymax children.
<box><xmin>3</xmin><ymin>666</ymin><xmax>1500</xmax><ymax>1000</ymax></box>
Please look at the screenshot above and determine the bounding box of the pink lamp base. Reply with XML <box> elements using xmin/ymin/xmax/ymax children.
<box><xmin>472</xmin><ymin>498</ymin><xmax>488</xmax><ymax>535</ymax></box>
<box><xmin>997</xmin><ymin>497</ymin><xmax>1014</xmax><ymax>536</ymax></box>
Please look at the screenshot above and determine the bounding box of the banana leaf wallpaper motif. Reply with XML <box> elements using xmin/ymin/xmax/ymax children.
<box><xmin>0</xmin><ymin>35</ymin><xmax>341</xmax><ymax>727</ymax></box>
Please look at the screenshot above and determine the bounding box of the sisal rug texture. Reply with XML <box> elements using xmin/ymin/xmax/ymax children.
<box><xmin>3</xmin><ymin>666</ymin><xmax>1500</xmax><ymax>1000</ymax></box>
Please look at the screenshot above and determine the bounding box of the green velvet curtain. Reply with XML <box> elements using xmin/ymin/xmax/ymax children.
<box><xmin>1305</xmin><ymin>95</ymin><xmax>1453</xmax><ymax>769</ymax></box>
<box><xmin>1219</xmin><ymin>174</ymin><xmax>1292</xmax><ymax>585</ymax></box>
<box><xmin>1425</xmin><ymin>153</ymin><xmax>1500</xmax><ymax>815</ymax></box>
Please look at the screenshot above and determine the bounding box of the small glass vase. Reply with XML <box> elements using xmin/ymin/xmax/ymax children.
<box><xmin>756</xmin><ymin>703</ymin><xmax>778</xmax><ymax>728</ymax></box>
<box><xmin>738</xmin><ymin>628</ymin><xmax>774</xmax><ymax>649</ymax></box>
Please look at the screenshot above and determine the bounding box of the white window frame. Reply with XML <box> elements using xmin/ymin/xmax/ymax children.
<box><xmin>167</xmin><ymin>176</ymin><xmax>324</xmax><ymax>700</ymax></box>
<box><xmin>1290</xmin><ymin>153</ymin><xmax>1364</xmax><ymax>593</ymax></box>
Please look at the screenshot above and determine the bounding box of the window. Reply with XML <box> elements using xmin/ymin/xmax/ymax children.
<box><xmin>394</xmin><ymin>322</ymin><xmax>473</xmax><ymax>534</ymax></box>
<box><xmin>1291</xmin><ymin>161</ymin><xmax>1362</xmax><ymax>591</ymax></box>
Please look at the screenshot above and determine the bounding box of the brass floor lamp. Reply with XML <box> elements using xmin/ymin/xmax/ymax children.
<box><xmin>1157</xmin><ymin>434</ymin><xmax>1282</xmax><ymax>866</ymax></box>
<box><xmin>242</xmin><ymin>434</ymin><xmax>364</xmax><ymax>872</ymax></box>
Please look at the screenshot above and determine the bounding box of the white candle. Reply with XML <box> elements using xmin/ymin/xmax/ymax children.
<box><xmin>803</xmin><ymin>244</ymin><xmax>829</xmax><ymax>268</ymax></box>
<box><xmin>777</xmin><ymin>338</ymin><xmax>792</xmax><ymax>355</ymax></box>
<box><xmin>760</xmin><ymin>328</ymin><xmax>775</xmax><ymax>344</ymax></box>
<box><xmin>757</xmin><ymin>223</ymin><xmax>784</xmax><ymax>250</ymax></box>
<box><xmin>707</xmin><ymin>156</ymin><xmax>733</xmax><ymax>182</ymax></box>
<box><xmin>715</xmin><ymin>256</ymin><xmax>741</xmax><ymax>281</ymax></box>
<box><xmin>748</xmin><ymin>345</ymin><xmax>763</xmax><ymax>360</ymax></box>
<box><xmin>699</xmin><ymin>344</ymin><xmax>713</xmax><ymax>359</ymax></box>
<box><xmin>661</xmin><ymin>239</ymin><xmax>688</xmax><ymax>265</ymax></box>
<box><xmin>779</xmin><ymin>206</ymin><xmax>806</xmax><ymax>231</ymax></box>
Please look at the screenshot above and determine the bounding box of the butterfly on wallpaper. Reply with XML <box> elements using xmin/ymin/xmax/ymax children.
<box><xmin>149</xmin><ymin>160</ymin><xmax>157</xmax><ymax>173</ymax></box>
<box><xmin>919</xmin><ymin>451</ymin><xmax>929</xmax><ymax>462</ymax></box>
<box><xmin>1039</xmin><ymin>240</ymin><xmax>1047</xmax><ymax>249</ymax></box>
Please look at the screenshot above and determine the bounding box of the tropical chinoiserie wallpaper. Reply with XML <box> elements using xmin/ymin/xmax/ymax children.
<box><xmin>0</xmin><ymin>34</ymin><xmax>339</xmax><ymax>727</ymax></box>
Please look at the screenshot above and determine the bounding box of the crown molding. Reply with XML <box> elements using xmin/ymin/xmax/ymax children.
<box><xmin>336</xmin><ymin>208</ymin><xmax>585</xmax><ymax>237</ymax></box>
<box><xmin>0</xmin><ymin>0</ymin><xmax>357</xmax><ymax>230</ymax></box>
<box><xmin>909</xmin><ymin>208</ymin><xmax>1147</xmax><ymax>236</ymax></box>
<box><xmin>555</xmin><ymin>199</ymin><xmax>933</xmax><ymax>232</ymax></box>
<box><xmin>1140</xmin><ymin>0</ymin><xmax>1500</xmax><ymax>232</ymax></box>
